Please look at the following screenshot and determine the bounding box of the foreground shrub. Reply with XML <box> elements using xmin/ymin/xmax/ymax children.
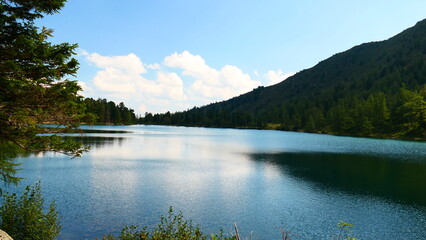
<box><xmin>99</xmin><ymin>207</ymin><xmax>235</xmax><ymax>240</ymax></box>
<box><xmin>100</xmin><ymin>207</ymin><xmax>360</xmax><ymax>240</ymax></box>
<box><xmin>0</xmin><ymin>183</ymin><xmax>61</xmax><ymax>240</ymax></box>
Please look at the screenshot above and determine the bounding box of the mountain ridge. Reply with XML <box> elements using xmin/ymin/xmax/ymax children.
<box><xmin>141</xmin><ymin>18</ymin><xmax>426</xmax><ymax>140</ymax></box>
<box><xmin>207</xmin><ymin>18</ymin><xmax>426</xmax><ymax>112</ymax></box>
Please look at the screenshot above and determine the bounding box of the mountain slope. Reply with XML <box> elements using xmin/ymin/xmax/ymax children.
<box><xmin>209</xmin><ymin>18</ymin><xmax>426</xmax><ymax>112</ymax></box>
<box><xmin>143</xmin><ymin>19</ymin><xmax>426</xmax><ymax>139</ymax></box>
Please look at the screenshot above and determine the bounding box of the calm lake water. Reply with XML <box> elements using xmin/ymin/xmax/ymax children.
<box><xmin>6</xmin><ymin>125</ymin><xmax>426</xmax><ymax>239</ymax></box>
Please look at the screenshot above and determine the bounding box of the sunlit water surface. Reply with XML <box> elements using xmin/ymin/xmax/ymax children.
<box><xmin>6</xmin><ymin>125</ymin><xmax>426</xmax><ymax>239</ymax></box>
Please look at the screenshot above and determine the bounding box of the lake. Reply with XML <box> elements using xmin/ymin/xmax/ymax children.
<box><xmin>6</xmin><ymin>125</ymin><xmax>426</xmax><ymax>239</ymax></box>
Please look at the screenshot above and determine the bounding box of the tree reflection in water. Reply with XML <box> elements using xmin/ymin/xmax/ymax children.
<box><xmin>250</xmin><ymin>152</ymin><xmax>426</xmax><ymax>206</ymax></box>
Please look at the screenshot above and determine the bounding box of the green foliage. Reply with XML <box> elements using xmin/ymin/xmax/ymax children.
<box><xmin>0</xmin><ymin>0</ymin><xmax>88</xmax><ymax>158</ymax></box>
<box><xmin>0</xmin><ymin>0</ymin><xmax>90</xmax><ymax>188</ymax></box>
<box><xmin>99</xmin><ymin>209</ymin><xmax>361</xmax><ymax>240</ymax></box>
<box><xmin>141</xmin><ymin>19</ymin><xmax>426</xmax><ymax>140</ymax></box>
<box><xmin>0</xmin><ymin>140</ymin><xmax>27</xmax><ymax>187</ymax></box>
<box><xmin>334</xmin><ymin>221</ymin><xmax>358</xmax><ymax>240</ymax></box>
<box><xmin>99</xmin><ymin>207</ymin><xmax>235</xmax><ymax>240</ymax></box>
<box><xmin>0</xmin><ymin>182</ymin><xmax>61</xmax><ymax>240</ymax></box>
<box><xmin>83</xmin><ymin>98</ymin><xmax>138</xmax><ymax>125</ymax></box>
<box><xmin>0</xmin><ymin>1</ymin><xmax>88</xmax><ymax>235</ymax></box>
<box><xmin>393</xmin><ymin>87</ymin><xmax>426</xmax><ymax>137</ymax></box>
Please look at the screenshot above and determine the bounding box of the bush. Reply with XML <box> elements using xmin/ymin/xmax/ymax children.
<box><xmin>99</xmin><ymin>207</ymin><xmax>235</xmax><ymax>240</ymax></box>
<box><xmin>0</xmin><ymin>182</ymin><xmax>61</xmax><ymax>240</ymax></box>
<box><xmin>99</xmin><ymin>208</ymin><xmax>360</xmax><ymax>240</ymax></box>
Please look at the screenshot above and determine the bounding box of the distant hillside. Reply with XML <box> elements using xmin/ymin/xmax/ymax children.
<box><xmin>142</xmin><ymin>19</ymin><xmax>426</xmax><ymax>140</ymax></box>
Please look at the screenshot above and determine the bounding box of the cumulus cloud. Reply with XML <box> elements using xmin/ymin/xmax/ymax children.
<box><xmin>77</xmin><ymin>81</ymin><xmax>92</xmax><ymax>94</ymax></box>
<box><xmin>88</xmin><ymin>53</ymin><xmax>147</xmax><ymax>75</ymax></box>
<box><xmin>156</xmin><ymin>71</ymin><xmax>186</xmax><ymax>100</ymax></box>
<box><xmin>165</xmin><ymin>51</ymin><xmax>220</xmax><ymax>86</ymax></box>
<box><xmin>265</xmin><ymin>69</ymin><xmax>295</xmax><ymax>86</ymax></box>
<box><xmin>165</xmin><ymin>51</ymin><xmax>261</xmax><ymax>100</ymax></box>
<box><xmin>146</xmin><ymin>63</ymin><xmax>161</xmax><ymax>70</ymax></box>
<box><xmin>81</xmin><ymin>50</ymin><xmax>284</xmax><ymax>113</ymax></box>
<box><xmin>82</xmin><ymin>52</ymin><xmax>186</xmax><ymax>112</ymax></box>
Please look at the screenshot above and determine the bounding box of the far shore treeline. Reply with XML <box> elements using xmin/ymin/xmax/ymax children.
<box><xmin>82</xmin><ymin>98</ymin><xmax>138</xmax><ymax>125</ymax></box>
<box><xmin>86</xmin><ymin>19</ymin><xmax>426</xmax><ymax>140</ymax></box>
<box><xmin>138</xmin><ymin>86</ymin><xmax>426</xmax><ymax>140</ymax></box>
<box><xmin>137</xmin><ymin>19</ymin><xmax>426</xmax><ymax>140</ymax></box>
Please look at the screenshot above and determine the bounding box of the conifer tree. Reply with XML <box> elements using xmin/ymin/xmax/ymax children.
<box><xmin>0</xmin><ymin>0</ymin><xmax>87</xmax><ymax>184</ymax></box>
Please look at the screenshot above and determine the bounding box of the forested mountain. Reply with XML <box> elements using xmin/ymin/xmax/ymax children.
<box><xmin>83</xmin><ymin>98</ymin><xmax>137</xmax><ymax>124</ymax></box>
<box><xmin>142</xmin><ymin>19</ymin><xmax>426</xmax><ymax>140</ymax></box>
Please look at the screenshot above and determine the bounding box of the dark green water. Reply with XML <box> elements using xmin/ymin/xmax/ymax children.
<box><xmin>4</xmin><ymin>125</ymin><xmax>426</xmax><ymax>239</ymax></box>
<box><xmin>250</xmin><ymin>152</ymin><xmax>426</xmax><ymax>206</ymax></box>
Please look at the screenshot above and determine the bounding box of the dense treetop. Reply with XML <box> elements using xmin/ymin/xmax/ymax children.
<box><xmin>83</xmin><ymin>98</ymin><xmax>137</xmax><ymax>125</ymax></box>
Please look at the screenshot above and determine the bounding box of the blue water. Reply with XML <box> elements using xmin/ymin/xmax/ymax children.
<box><xmin>6</xmin><ymin>125</ymin><xmax>426</xmax><ymax>239</ymax></box>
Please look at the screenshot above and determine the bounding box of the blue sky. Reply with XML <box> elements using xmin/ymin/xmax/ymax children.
<box><xmin>37</xmin><ymin>0</ymin><xmax>426</xmax><ymax>114</ymax></box>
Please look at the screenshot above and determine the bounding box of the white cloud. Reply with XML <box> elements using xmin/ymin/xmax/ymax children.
<box><xmin>265</xmin><ymin>69</ymin><xmax>295</xmax><ymax>86</ymax></box>
<box><xmin>82</xmin><ymin>50</ymin><xmax>285</xmax><ymax>114</ymax></box>
<box><xmin>165</xmin><ymin>51</ymin><xmax>261</xmax><ymax>101</ymax></box>
<box><xmin>83</xmin><ymin>52</ymin><xmax>186</xmax><ymax>113</ymax></box>
<box><xmin>77</xmin><ymin>49</ymin><xmax>89</xmax><ymax>56</ymax></box>
<box><xmin>138</xmin><ymin>104</ymin><xmax>147</xmax><ymax>113</ymax></box>
<box><xmin>156</xmin><ymin>72</ymin><xmax>186</xmax><ymax>100</ymax></box>
<box><xmin>165</xmin><ymin>51</ymin><xmax>220</xmax><ymax>86</ymax></box>
<box><xmin>88</xmin><ymin>53</ymin><xmax>147</xmax><ymax>74</ymax></box>
<box><xmin>93</xmin><ymin>68</ymin><xmax>138</xmax><ymax>93</ymax></box>
<box><xmin>77</xmin><ymin>81</ymin><xmax>92</xmax><ymax>94</ymax></box>
<box><xmin>146</xmin><ymin>63</ymin><xmax>161</xmax><ymax>70</ymax></box>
